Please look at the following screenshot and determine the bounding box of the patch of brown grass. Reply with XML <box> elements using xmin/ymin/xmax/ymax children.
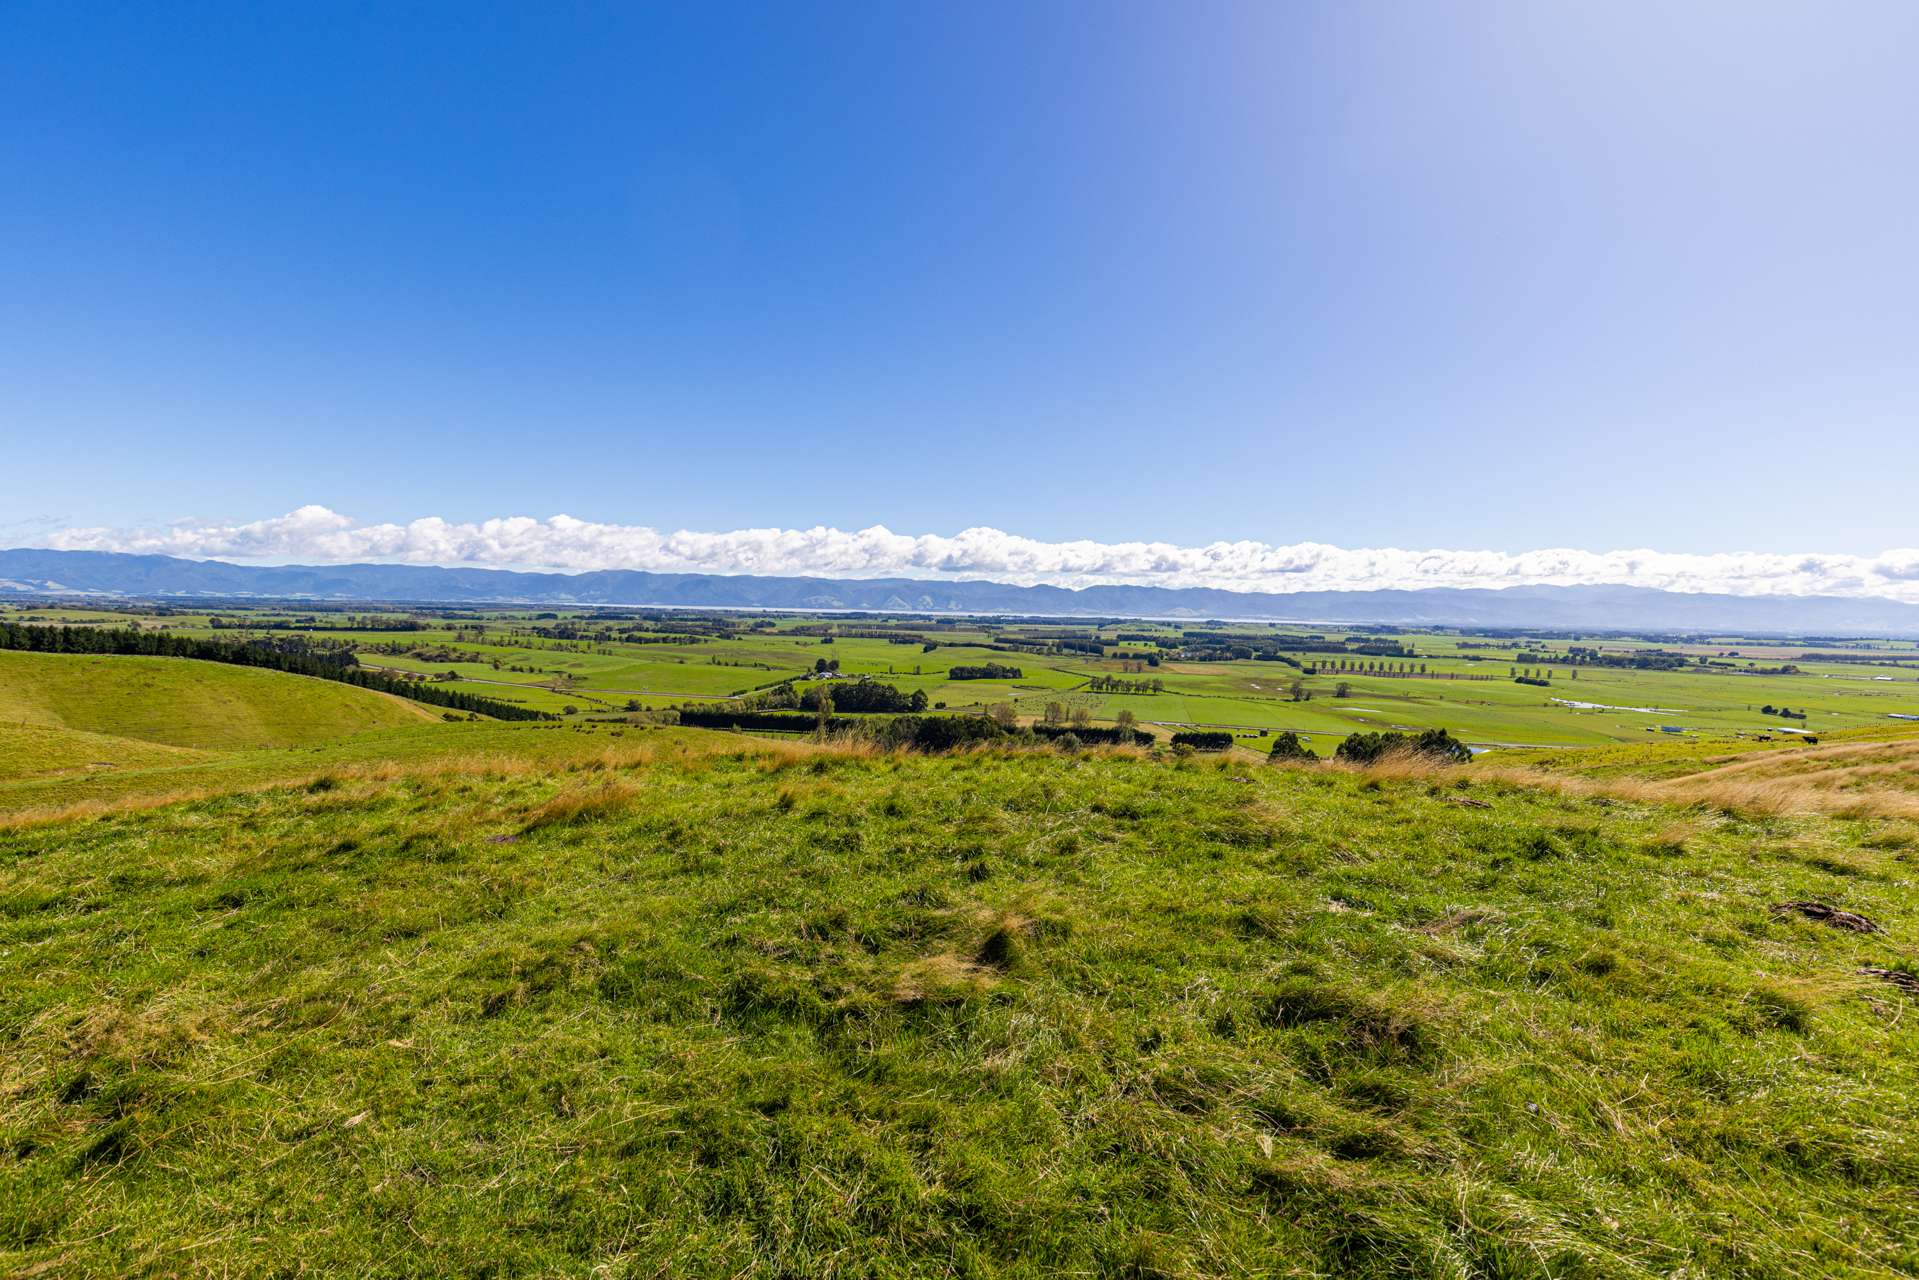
<box><xmin>1443</xmin><ymin>758</ymin><xmax>1919</xmax><ymax>823</ymax></box>
<box><xmin>520</xmin><ymin>779</ymin><xmax>642</xmax><ymax>831</ymax></box>
<box><xmin>0</xmin><ymin>785</ymin><xmax>236</xmax><ymax>832</ymax></box>
<box><xmin>890</xmin><ymin>953</ymin><xmax>998</xmax><ymax>1005</ymax></box>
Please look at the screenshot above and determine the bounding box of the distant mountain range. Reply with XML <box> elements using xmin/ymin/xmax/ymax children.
<box><xmin>6</xmin><ymin>547</ymin><xmax>1919</xmax><ymax>634</ymax></box>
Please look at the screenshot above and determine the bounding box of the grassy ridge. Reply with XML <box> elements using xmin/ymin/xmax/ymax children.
<box><xmin>1490</xmin><ymin>721</ymin><xmax>1919</xmax><ymax>781</ymax></box>
<box><xmin>0</xmin><ymin>722</ymin><xmax>215</xmax><ymax>782</ymax></box>
<box><xmin>0</xmin><ymin>649</ymin><xmax>436</xmax><ymax>750</ymax></box>
<box><xmin>0</xmin><ymin>722</ymin><xmax>703</xmax><ymax>823</ymax></box>
<box><xmin>3</xmin><ymin>742</ymin><xmax>1916</xmax><ymax>1276</ymax></box>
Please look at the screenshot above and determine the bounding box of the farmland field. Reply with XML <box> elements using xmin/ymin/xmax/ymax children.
<box><xmin>9</xmin><ymin>604</ymin><xmax>1914</xmax><ymax>760</ymax></box>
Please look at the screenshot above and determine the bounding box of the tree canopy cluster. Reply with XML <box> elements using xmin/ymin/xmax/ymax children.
<box><xmin>1332</xmin><ymin>728</ymin><xmax>1472</xmax><ymax>765</ymax></box>
<box><xmin>799</xmin><ymin>680</ymin><xmax>928</xmax><ymax>714</ymax></box>
<box><xmin>947</xmin><ymin>663</ymin><xmax>1024</xmax><ymax>681</ymax></box>
<box><xmin>1267</xmin><ymin>731</ymin><xmax>1314</xmax><ymax>761</ymax></box>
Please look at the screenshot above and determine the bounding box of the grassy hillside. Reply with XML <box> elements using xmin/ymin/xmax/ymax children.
<box><xmin>1485</xmin><ymin>724</ymin><xmax>1919</xmax><ymax>822</ymax></box>
<box><xmin>1491</xmin><ymin>721</ymin><xmax>1919</xmax><ymax>781</ymax></box>
<box><xmin>3</xmin><ymin>739</ymin><xmax>1916</xmax><ymax>1276</ymax></box>
<box><xmin>0</xmin><ymin>721</ymin><xmax>702</xmax><ymax>824</ymax></box>
<box><xmin>0</xmin><ymin>722</ymin><xmax>215</xmax><ymax>782</ymax></box>
<box><xmin>0</xmin><ymin>649</ymin><xmax>436</xmax><ymax>750</ymax></box>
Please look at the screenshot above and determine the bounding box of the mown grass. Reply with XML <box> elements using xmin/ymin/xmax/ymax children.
<box><xmin>3</xmin><ymin>745</ymin><xmax>1917</xmax><ymax>1276</ymax></box>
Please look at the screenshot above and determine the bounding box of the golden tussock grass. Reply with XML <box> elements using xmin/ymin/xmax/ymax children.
<box><xmin>1707</xmin><ymin>737</ymin><xmax>1919</xmax><ymax>772</ymax></box>
<box><xmin>0</xmin><ymin>785</ymin><xmax>241</xmax><ymax>832</ymax></box>
<box><xmin>520</xmin><ymin>779</ymin><xmax>643</xmax><ymax>830</ymax></box>
<box><xmin>890</xmin><ymin>952</ymin><xmax>999</xmax><ymax>1005</ymax></box>
<box><xmin>1476</xmin><ymin>763</ymin><xmax>1919</xmax><ymax>822</ymax></box>
<box><xmin>1647</xmin><ymin>819</ymin><xmax>1704</xmax><ymax>854</ymax></box>
<box><xmin>1322</xmin><ymin>744</ymin><xmax>1919</xmax><ymax>823</ymax></box>
<box><xmin>1332</xmin><ymin>754</ymin><xmax>1461</xmax><ymax>784</ymax></box>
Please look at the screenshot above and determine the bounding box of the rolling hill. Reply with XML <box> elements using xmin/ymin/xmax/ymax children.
<box><xmin>0</xmin><ymin>648</ymin><xmax>437</xmax><ymax>752</ymax></box>
<box><xmin>0</xmin><ymin>721</ymin><xmax>215</xmax><ymax>782</ymax></box>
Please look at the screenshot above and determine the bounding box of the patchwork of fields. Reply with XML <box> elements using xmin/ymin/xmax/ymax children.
<box><xmin>7</xmin><ymin>604</ymin><xmax>1916</xmax><ymax>753</ymax></box>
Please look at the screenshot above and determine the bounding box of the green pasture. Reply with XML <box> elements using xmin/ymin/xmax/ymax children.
<box><xmin>5</xmin><ymin>741</ymin><xmax>1919</xmax><ymax>1275</ymax></box>
<box><xmin>7</xmin><ymin>605</ymin><xmax>1919</xmax><ymax>748</ymax></box>
<box><xmin>0</xmin><ymin>650</ymin><xmax>435</xmax><ymax>750</ymax></box>
<box><xmin>0</xmin><ymin>722</ymin><xmax>216</xmax><ymax>782</ymax></box>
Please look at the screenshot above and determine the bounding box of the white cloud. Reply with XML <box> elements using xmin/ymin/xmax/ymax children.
<box><xmin>36</xmin><ymin>505</ymin><xmax>1919</xmax><ymax>601</ymax></box>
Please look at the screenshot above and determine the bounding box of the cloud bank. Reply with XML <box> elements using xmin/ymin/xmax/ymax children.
<box><xmin>37</xmin><ymin>505</ymin><xmax>1919</xmax><ymax>601</ymax></box>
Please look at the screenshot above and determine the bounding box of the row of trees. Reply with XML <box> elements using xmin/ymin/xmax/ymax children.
<box><xmin>800</xmin><ymin>680</ymin><xmax>928</xmax><ymax>714</ymax></box>
<box><xmin>1170</xmin><ymin>731</ymin><xmax>1233</xmax><ymax>751</ymax></box>
<box><xmin>1084</xmin><ymin>675</ymin><xmax>1164</xmax><ymax>694</ymax></box>
<box><xmin>742</xmin><ymin>678</ymin><xmax>929</xmax><ymax>715</ymax></box>
<box><xmin>1</xmin><ymin>620</ymin><xmax>356</xmax><ymax>664</ymax></box>
<box><xmin>208</xmin><ymin>614</ymin><xmax>426</xmax><ymax>632</ymax></box>
<box><xmin>1030</xmin><ymin>722</ymin><xmax>1154</xmax><ymax>746</ymax></box>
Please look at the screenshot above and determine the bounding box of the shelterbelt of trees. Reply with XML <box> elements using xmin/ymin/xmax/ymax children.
<box><xmin>0</xmin><ymin>622</ymin><xmax>554</xmax><ymax>722</ymax></box>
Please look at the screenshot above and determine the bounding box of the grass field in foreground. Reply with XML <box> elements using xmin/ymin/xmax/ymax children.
<box><xmin>0</xmin><ymin>649</ymin><xmax>436</xmax><ymax>750</ymax></box>
<box><xmin>3</xmin><ymin>741</ymin><xmax>1916</xmax><ymax>1277</ymax></box>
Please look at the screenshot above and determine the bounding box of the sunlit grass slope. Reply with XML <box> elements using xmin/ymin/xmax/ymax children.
<box><xmin>3</xmin><ymin>745</ymin><xmax>1916</xmax><ymax>1276</ymax></box>
<box><xmin>0</xmin><ymin>722</ymin><xmax>214</xmax><ymax>782</ymax></box>
<box><xmin>0</xmin><ymin>722</ymin><xmax>711</xmax><ymax>825</ymax></box>
<box><xmin>1486</xmin><ymin>723</ymin><xmax>1919</xmax><ymax>820</ymax></box>
<box><xmin>1493</xmin><ymin>720</ymin><xmax>1919</xmax><ymax>782</ymax></box>
<box><xmin>0</xmin><ymin>649</ymin><xmax>435</xmax><ymax>750</ymax></box>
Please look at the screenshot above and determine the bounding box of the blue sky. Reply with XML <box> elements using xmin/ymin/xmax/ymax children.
<box><xmin>3</xmin><ymin>2</ymin><xmax>1917</xmax><ymax>584</ymax></box>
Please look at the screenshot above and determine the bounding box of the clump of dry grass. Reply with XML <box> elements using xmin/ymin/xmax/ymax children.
<box><xmin>1655</xmin><ymin>776</ymin><xmax>1919</xmax><ymax>821</ymax></box>
<box><xmin>0</xmin><ymin>785</ymin><xmax>234</xmax><ymax>831</ymax></box>
<box><xmin>519</xmin><ymin>779</ymin><xmax>641</xmax><ymax>831</ymax></box>
<box><xmin>1333</xmin><ymin>754</ymin><xmax>1459</xmax><ymax>784</ymax></box>
<box><xmin>1646</xmin><ymin>819</ymin><xmax>1700</xmax><ymax>855</ymax></box>
<box><xmin>890</xmin><ymin>952</ymin><xmax>998</xmax><ymax>1005</ymax></box>
<box><xmin>1425</xmin><ymin>754</ymin><xmax>1919</xmax><ymax>823</ymax></box>
<box><xmin>1746</xmin><ymin>975</ymin><xmax>1851</xmax><ymax>1033</ymax></box>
